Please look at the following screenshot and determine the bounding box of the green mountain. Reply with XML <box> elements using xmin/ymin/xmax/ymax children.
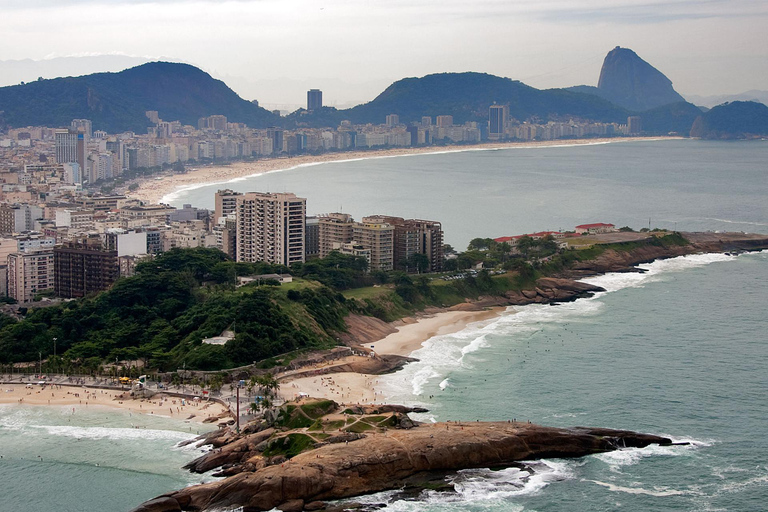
<box><xmin>0</xmin><ymin>62</ymin><xmax>279</xmax><ymax>133</ymax></box>
<box><xmin>690</xmin><ymin>101</ymin><xmax>768</xmax><ymax>139</ymax></box>
<box><xmin>638</xmin><ymin>101</ymin><xmax>704</xmax><ymax>135</ymax></box>
<box><xmin>288</xmin><ymin>72</ymin><xmax>630</xmax><ymax>128</ymax></box>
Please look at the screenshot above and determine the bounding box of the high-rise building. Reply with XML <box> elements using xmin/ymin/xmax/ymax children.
<box><xmin>305</xmin><ymin>216</ymin><xmax>320</xmax><ymax>259</ymax></box>
<box><xmin>363</xmin><ymin>216</ymin><xmax>443</xmax><ymax>272</ymax></box>
<box><xmin>267</xmin><ymin>127</ymin><xmax>284</xmax><ymax>154</ymax></box>
<box><xmin>235</xmin><ymin>192</ymin><xmax>306</xmax><ymax>266</ymax></box>
<box><xmin>54</xmin><ymin>237</ymin><xmax>119</xmax><ymax>298</ymax></box>
<box><xmin>355</xmin><ymin>218</ymin><xmax>394</xmax><ymax>272</ymax></box>
<box><xmin>385</xmin><ymin>114</ymin><xmax>400</xmax><ymax>127</ymax></box>
<box><xmin>7</xmin><ymin>250</ymin><xmax>54</xmax><ymax>303</ymax></box>
<box><xmin>627</xmin><ymin>116</ymin><xmax>642</xmax><ymax>134</ymax></box>
<box><xmin>436</xmin><ymin>115</ymin><xmax>454</xmax><ymax>128</ymax></box>
<box><xmin>318</xmin><ymin>213</ymin><xmax>355</xmax><ymax>258</ymax></box>
<box><xmin>55</xmin><ymin>130</ymin><xmax>86</xmax><ymax>171</ymax></box>
<box><xmin>488</xmin><ymin>105</ymin><xmax>509</xmax><ymax>141</ymax></box>
<box><xmin>307</xmin><ymin>89</ymin><xmax>323</xmax><ymax>111</ymax></box>
<box><xmin>214</xmin><ymin>189</ymin><xmax>242</xmax><ymax>224</ymax></box>
<box><xmin>0</xmin><ymin>204</ymin><xmax>44</xmax><ymax>234</ymax></box>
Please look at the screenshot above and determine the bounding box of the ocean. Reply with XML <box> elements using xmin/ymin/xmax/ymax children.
<box><xmin>1</xmin><ymin>139</ymin><xmax>766</xmax><ymax>511</ymax></box>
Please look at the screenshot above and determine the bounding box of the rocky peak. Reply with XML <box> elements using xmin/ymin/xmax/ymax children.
<box><xmin>597</xmin><ymin>46</ymin><xmax>686</xmax><ymax>111</ymax></box>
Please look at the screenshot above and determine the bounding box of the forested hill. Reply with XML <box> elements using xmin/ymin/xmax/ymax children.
<box><xmin>690</xmin><ymin>101</ymin><xmax>768</xmax><ymax>139</ymax></box>
<box><xmin>0</xmin><ymin>62</ymin><xmax>279</xmax><ymax>133</ymax></box>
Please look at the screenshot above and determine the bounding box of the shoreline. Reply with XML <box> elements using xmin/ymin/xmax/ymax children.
<box><xmin>0</xmin><ymin>381</ymin><xmax>230</xmax><ymax>424</ymax></box>
<box><xmin>277</xmin><ymin>306</ymin><xmax>506</xmax><ymax>404</ymax></box>
<box><xmin>127</xmin><ymin>136</ymin><xmax>682</xmax><ymax>205</ymax></box>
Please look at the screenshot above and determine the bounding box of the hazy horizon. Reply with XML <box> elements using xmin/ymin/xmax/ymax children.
<box><xmin>2</xmin><ymin>0</ymin><xmax>767</xmax><ymax>109</ymax></box>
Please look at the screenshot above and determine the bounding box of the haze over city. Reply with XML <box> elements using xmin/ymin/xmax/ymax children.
<box><xmin>3</xmin><ymin>0</ymin><xmax>767</xmax><ymax>109</ymax></box>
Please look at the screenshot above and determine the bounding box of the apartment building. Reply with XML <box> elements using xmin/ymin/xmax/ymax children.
<box><xmin>318</xmin><ymin>213</ymin><xmax>355</xmax><ymax>258</ymax></box>
<box><xmin>355</xmin><ymin>217</ymin><xmax>394</xmax><ymax>272</ymax></box>
<box><xmin>235</xmin><ymin>192</ymin><xmax>306</xmax><ymax>266</ymax></box>
<box><xmin>7</xmin><ymin>250</ymin><xmax>54</xmax><ymax>303</ymax></box>
<box><xmin>54</xmin><ymin>237</ymin><xmax>119</xmax><ymax>298</ymax></box>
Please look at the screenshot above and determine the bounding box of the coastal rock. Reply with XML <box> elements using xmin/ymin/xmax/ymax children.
<box><xmin>135</xmin><ymin>422</ymin><xmax>671</xmax><ymax>512</ymax></box>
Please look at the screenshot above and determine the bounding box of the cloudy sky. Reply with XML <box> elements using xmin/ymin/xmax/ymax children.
<box><xmin>3</xmin><ymin>0</ymin><xmax>767</xmax><ymax>108</ymax></box>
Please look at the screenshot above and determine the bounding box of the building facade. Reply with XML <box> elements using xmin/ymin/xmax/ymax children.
<box><xmin>235</xmin><ymin>192</ymin><xmax>306</xmax><ymax>266</ymax></box>
<box><xmin>54</xmin><ymin>238</ymin><xmax>119</xmax><ymax>298</ymax></box>
<box><xmin>7</xmin><ymin>250</ymin><xmax>54</xmax><ymax>303</ymax></box>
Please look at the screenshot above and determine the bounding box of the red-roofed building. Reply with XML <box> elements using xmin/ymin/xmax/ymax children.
<box><xmin>575</xmin><ymin>223</ymin><xmax>616</xmax><ymax>234</ymax></box>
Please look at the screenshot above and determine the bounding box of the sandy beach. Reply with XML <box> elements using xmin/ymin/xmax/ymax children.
<box><xmin>129</xmin><ymin>137</ymin><xmax>675</xmax><ymax>205</ymax></box>
<box><xmin>0</xmin><ymin>382</ymin><xmax>230</xmax><ymax>424</ymax></box>
<box><xmin>278</xmin><ymin>307</ymin><xmax>506</xmax><ymax>404</ymax></box>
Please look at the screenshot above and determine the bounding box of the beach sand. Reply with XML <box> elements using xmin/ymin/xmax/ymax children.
<box><xmin>0</xmin><ymin>383</ymin><xmax>230</xmax><ymax>424</ymax></box>
<box><xmin>278</xmin><ymin>307</ymin><xmax>506</xmax><ymax>404</ymax></box>
<box><xmin>129</xmin><ymin>137</ymin><xmax>674</xmax><ymax>205</ymax></box>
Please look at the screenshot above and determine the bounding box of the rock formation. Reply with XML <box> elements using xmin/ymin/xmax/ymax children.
<box><xmin>131</xmin><ymin>400</ymin><xmax>673</xmax><ymax>512</ymax></box>
<box><xmin>597</xmin><ymin>46</ymin><xmax>686</xmax><ymax>111</ymax></box>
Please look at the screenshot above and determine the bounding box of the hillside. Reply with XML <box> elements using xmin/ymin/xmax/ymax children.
<box><xmin>288</xmin><ymin>72</ymin><xmax>630</xmax><ymax>128</ymax></box>
<box><xmin>0</xmin><ymin>62</ymin><xmax>279</xmax><ymax>132</ymax></box>
<box><xmin>638</xmin><ymin>101</ymin><xmax>704</xmax><ymax>135</ymax></box>
<box><xmin>690</xmin><ymin>101</ymin><xmax>768</xmax><ymax>139</ymax></box>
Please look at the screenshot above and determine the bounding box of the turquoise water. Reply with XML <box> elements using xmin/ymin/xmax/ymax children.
<box><xmin>0</xmin><ymin>405</ymin><xmax>218</xmax><ymax>511</ymax></box>
<box><xmin>1</xmin><ymin>140</ymin><xmax>766</xmax><ymax>511</ymax></box>
<box><xmin>370</xmin><ymin>250</ymin><xmax>768</xmax><ymax>511</ymax></box>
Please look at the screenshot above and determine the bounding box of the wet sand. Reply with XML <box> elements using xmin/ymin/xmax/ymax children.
<box><xmin>278</xmin><ymin>307</ymin><xmax>506</xmax><ymax>404</ymax></box>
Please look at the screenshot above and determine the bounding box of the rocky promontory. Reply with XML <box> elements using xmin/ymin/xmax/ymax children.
<box><xmin>132</xmin><ymin>400</ymin><xmax>673</xmax><ymax>512</ymax></box>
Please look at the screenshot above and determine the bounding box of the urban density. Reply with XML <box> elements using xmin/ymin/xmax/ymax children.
<box><xmin>0</xmin><ymin>93</ymin><xmax>641</xmax><ymax>305</ymax></box>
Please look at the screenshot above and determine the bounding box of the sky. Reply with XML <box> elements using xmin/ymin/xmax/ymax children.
<box><xmin>3</xmin><ymin>0</ymin><xmax>767</xmax><ymax>109</ymax></box>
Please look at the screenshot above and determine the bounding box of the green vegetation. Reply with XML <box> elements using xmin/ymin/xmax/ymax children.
<box><xmin>262</xmin><ymin>433</ymin><xmax>316</xmax><ymax>458</ymax></box>
<box><xmin>690</xmin><ymin>101</ymin><xmax>768</xmax><ymax>139</ymax></box>
<box><xmin>0</xmin><ymin>62</ymin><xmax>279</xmax><ymax>132</ymax></box>
<box><xmin>0</xmin><ymin>248</ymin><xmax>347</xmax><ymax>372</ymax></box>
<box><xmin>0</xmin><ymin>233</ymin><xmax>692</xmax><ymax>373</ymax></box>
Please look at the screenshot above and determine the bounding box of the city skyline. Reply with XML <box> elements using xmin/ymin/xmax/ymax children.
<box><xmin>2</xmin><ymin>0</ymin><xmax>767</xmax><ymax>108</ymax></box>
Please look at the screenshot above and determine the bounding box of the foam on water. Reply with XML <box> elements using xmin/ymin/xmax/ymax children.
<box><xmin>593</xmin><ymin>437</ymin><xmax>711</xmax><ymax>472</ymax></box>
<box><xmin>332</xmin><ymin>460</ymin><xmax>570</xmax><ymax>511</ymax></box>
<box><xmin>381</xmin><ymin>251</ymin><xmax>748</xmax><ymax>407</ymax></box>
<box><xmin>588</xmin><ymin>480</ymin><xmax>694</xmax><ymax>497</ymax></box>
<box><xmin>33</xmin><ymin>424</ymin><xmax>195</xmax><ymax>442</ymax></box>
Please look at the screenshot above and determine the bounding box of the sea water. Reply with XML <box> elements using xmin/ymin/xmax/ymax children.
<box><xmin>2</xmin><ymin>140</ymin><xmax>766</xmax><ymax>511</ymax></box>
<box><xmin>0</xmin><ymin>405</ymin><xmax>218</xmax><ymax>511</ymax></box>
<box><xmin>370</xmin><ymin>250</ymin><xmax>768</xmax><ymax>511</ymax></box>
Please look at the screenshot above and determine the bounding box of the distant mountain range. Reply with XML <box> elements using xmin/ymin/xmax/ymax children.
<box><xmin>0</xmin><ymin>62</ymin><xmax>278</xmax><ymax>133</ymax></box>
<box><xmin>684</xmin><ymin>90</ymin><xmax>768</xmax><ymax>109</ymax></box>
<box><xmin>1</xmin><ymin>49</ymin><xmax>766</xmax><ymax>138</ymax></box>
<box><xmin>289</xmin><ymin>72</ymin><xmax>630</xmax><ymax>128</ymax></box>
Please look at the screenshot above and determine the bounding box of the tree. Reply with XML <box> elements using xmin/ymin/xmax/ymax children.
<box><xmin>406</xmin><ymin>253</ymin><xmax>430</xmax><ymax>274</ymax></box>
<box><xmin>467</xmin><ymin>238</ymin><xmax>494</xmax><ymax>251</ymax></box>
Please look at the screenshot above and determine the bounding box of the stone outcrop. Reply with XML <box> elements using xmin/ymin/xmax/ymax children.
<box><xmin>597</xmin><ymin>46</ymin><xmax>686</xmax><ymax>111</ymax></box>
<box><xmin>131</xmin><ymin>421</ymin><xmax>672</xmax><ymax>512</ymax></box>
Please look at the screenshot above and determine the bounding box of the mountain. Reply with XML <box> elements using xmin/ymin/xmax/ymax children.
<box><xmin>0</xmin><ymin>55</ymin><xmax>152</xmax><ymax>88</ymax></box>
<box><xmin>690</xmin><ymin>101</ymin><xmax>768</xmax><ymax>139</ymax></box>
<box><xmin>287</xmin><ymin>72</ymin><xmax>630</xmax><ymax>128</ymax></box>
<box><xmin>637</xmin><ymin>101</ymin><xmax>704</xmax><ymax>135</ymax></box>
<box><xmin>685</xmin><ymin>90</ymin><xmax>768</xmax><ymax>109</ymax></box>
<box><xmin>568</xmin><ymin>47</ymin><xmax>686</xmax><ymax>112</ymax></box>
<box><xmin>0</xmin><ymin>62</ymin><xmax>279</xmax><ymax>133</ymax></box>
